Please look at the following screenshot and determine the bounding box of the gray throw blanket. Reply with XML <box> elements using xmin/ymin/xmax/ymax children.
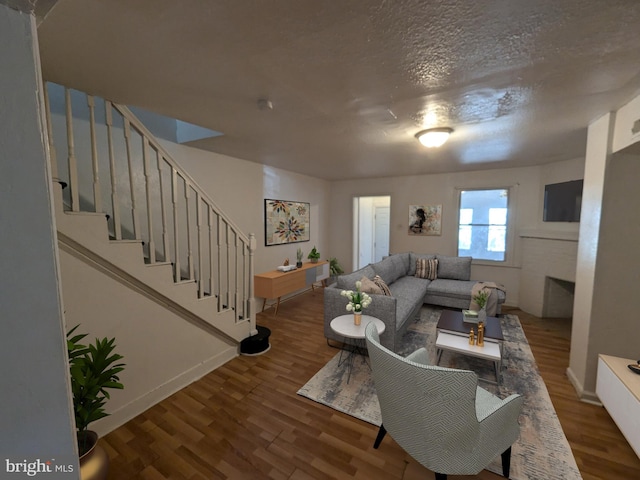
<box><xmin>470</xmin><ymin>281</ymin><xmax>506</xmax><ymax>316</ymax></box>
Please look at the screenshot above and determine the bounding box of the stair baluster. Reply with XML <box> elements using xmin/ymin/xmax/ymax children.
<box><xmin>185</xmin><ymin>183</ymin><xmax>194</xmax><ymax>281</ymax></box>
<box><xmin>123</xmin><ymin>118</ymin><xmax>141</xmax><ymax>239</ymax></box>
<box><xmin>157</xmin><ymin>151</ymin><xmax>170</xmax><ymax>262</ymax></box>
<box><xmin>42</xmin><ymin>85</ymin><xmax>60</xmax><ymax>186</ymax></box>
<box><xmin>105</xmin><ymin>102</ymin><xmax>122</xmax><ymax>240</ymax></box>
<box><xmin>65</xmin><ymin>88</ymin><xmax>80</xmax><ymax>212</ymax></box>
<box><xmin>87</xmin><ymin>95</ymin><xmax>103</xmax><ymax>213</ymax></box>
<box><xmin>171</xmin><ymin>168</ymin><xmax>181</xmax><ymax>282</ymax></box>
<box><xmin>142</xmin><ymin>138</ymin><xmax>156</xmax><ymax>263</ymax></box>
<box><xmin>196</xmin><ymin>192</ymin><xmax>203</xmax><ymax>298</ymax></box>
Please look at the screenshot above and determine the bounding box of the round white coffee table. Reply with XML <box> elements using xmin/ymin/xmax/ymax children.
<box><xmin>330</xmin><ymin>314</ymin><xmax>386</xmax><ymax>383</ymax></box>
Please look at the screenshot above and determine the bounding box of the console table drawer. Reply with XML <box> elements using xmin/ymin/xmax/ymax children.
<box><xmin>254</xmin><ymin>261</ymin><xmax>329</xmax><ymax>315</ymax></box>
<box><xmin>255</xmin><ymin>270</ymin><xmax>305</xmax><ymax>298</ymax></box>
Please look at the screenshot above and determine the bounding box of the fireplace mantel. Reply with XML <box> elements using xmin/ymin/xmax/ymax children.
<box><xmin>519</xmin><ymin>229</ymin><xmax>579</xmax><ymax>242</ymax></box>
<box><xmin>518</xmin><ymin>233</ymin><xmax>578</xmax><ymax>317</ymax></box>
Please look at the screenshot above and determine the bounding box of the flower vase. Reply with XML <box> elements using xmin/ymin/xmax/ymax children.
<box><xmin>353</xmin><ymin>312</ymin><xmax>362</xmax><ymax>325</ymax></box>
<box><xmin>478</xmin><ymin>307</ymin><xmax>487</xmax><ymax>324</ymax></box>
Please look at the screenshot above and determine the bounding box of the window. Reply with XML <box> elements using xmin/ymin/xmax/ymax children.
<box><xmin>457</xmin><ymin>189</ymin><xmax>509</xmax><ymax>261</ymax></box>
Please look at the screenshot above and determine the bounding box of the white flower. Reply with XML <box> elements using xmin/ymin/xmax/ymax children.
<box><xmin>342</xmin><ymin>282</ymin><xmax>373</xmax><ymax>313</ymax></box>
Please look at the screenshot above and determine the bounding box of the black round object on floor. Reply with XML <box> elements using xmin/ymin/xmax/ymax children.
<box><xmin>240</xmin><ymin>326</ymin><xmax>271</xmax><ymax>355</ymax></box>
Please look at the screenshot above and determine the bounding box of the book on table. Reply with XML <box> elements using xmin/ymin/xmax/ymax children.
<box><xmin>462</xmin><ymin>309</ymin><xmax>479</xmax><ymax>323</ymax></box>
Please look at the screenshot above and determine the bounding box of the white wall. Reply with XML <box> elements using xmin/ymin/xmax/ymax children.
<box><xmin>329</xmin><ymin>163</ymin><xmax>585</xmax><ymax>307</ymax></box>
<box><xmin>569</xmin><ymin>113</ymin><xmax>614</xmax><ymax>400</ymax></box>
<box><xmin>588</xmin><ymin>151</ymin><xmax>640</xmax><ymax>387</ymax></box>
<box><xmin>58</xmin><ymin>247</ymin><xmax>237</xmax><ymax>436</ymax></box>
<box><xmin>0</xmin><ymin>5</ymin><xmax>78</xmax><ymax>476</ymax></box>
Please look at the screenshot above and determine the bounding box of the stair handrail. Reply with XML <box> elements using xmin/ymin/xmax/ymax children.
<box><xmin>111</xmin><ymin>103</ymin><xmax>252</xmax><ymax>248</ymax></box>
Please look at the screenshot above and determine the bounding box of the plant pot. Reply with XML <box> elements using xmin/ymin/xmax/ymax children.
<box><xmin>310</xmin><ymin>258</ymin><xmax>318</xmax><ymax>263</ymax></box>
<box><xmin>78</xmin><ymin>431</ymin><xmax>109</xmax><ymax>480</ymax></box>
<box><xmin>478</xmin><ymin>308</ymin><xmax>487</xmax><ymax>324</ymax></box>
<box><xmin>296</xmin><ymin>261</ymin><xmax>303</xmax><ymax>268</ymax></box>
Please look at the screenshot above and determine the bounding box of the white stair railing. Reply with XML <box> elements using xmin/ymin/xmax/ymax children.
<box><xmin>44</xmin><ymin>82</ymin><xmax>255</xmax><ymax>325</ymax></box>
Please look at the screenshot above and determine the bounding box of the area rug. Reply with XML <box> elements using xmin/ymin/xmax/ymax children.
<box><xmin>297</xmin><ymin>307</ymin><xmax>582</xmax><ymax>480</ymax></box>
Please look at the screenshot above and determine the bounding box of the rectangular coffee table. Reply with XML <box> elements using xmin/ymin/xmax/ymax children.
<box><xmin>435</xmin><ymin>310</ymin><xmax>504</xmax><ymax>383</ymax></box>
<box><xmin>436</xmin><ymin>309</ymin><xmax>503</xmax><ymax>341</ymax></box>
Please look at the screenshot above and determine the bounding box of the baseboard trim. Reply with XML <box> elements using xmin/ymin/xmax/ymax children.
<box><xmin>92</xmin><ymin>347</ymin><xmax>238</xmax><ymax>436</ymax></box>
<box><xmin>566</xmin><ymin>366</ymin><xmax>602</xmax><ymax>406</ymax></box>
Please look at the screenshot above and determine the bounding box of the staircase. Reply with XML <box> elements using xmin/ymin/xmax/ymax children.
<box><xmin>44</xmin><ymin>82</ymin><xmax>256</xmax><ymax>343</ymax></box>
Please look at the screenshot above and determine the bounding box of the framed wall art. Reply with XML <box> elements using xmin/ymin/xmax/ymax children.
<box><xmin>408</xmin><ymin>204</ymin><xmax>442</xmax><ymax>236</ymax></box>
<box><xmin>264</xmin><ymin>199</ymin><xmax>310</xmax><ymax>246</ymax></box>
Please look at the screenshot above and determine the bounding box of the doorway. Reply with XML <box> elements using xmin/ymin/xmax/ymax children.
<box><xmin>354</xmin><ymin>196</ymin><xmax>391</xmax><ymax>269</ymax></box>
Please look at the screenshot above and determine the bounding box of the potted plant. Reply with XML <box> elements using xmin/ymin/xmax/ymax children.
<box><xmin>328</xmin><ymin>257</ymin><xmax>344</xmax><ymax>280</ymax></box>
<box><xmin>67</xmin><ymin>325</ymin><xmax>125</xmax><ymax>479</ymax></box>
<box><xmin>472</xmin><ymin>290</ymin><xmax>489</xmax><ymax>323</ymax></box>
<box><xmin>296</xmin><ymin>247</ymin><xmax>304</xmax><ymax>268</ymax></box>
<box><xmin>307</xmin><ymin>246</ymin><xmax>321</xmax><ymax>263</ymax></box>
<box><xmin>340</xmin><ymin>280</ymin><xmax>372</xmax><ymax>325</ymax></box>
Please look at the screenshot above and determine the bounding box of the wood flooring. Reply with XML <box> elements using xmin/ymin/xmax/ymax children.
<box><xmin>102</xmin><ymin>289</ymin><xmax>640</xmax><ymax>479</ymax></box>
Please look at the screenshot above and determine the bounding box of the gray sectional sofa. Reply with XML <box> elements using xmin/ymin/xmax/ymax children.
<box><xmin>323</xmin><ymin>252</ymin><xmax>506</xmax><ymax>352</ymax></box>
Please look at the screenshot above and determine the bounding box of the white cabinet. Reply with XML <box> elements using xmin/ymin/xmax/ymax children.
<box><xmin>596</xmin><ymin>354</ymin><xmax>640</xmax><ymax>458</ymax></box>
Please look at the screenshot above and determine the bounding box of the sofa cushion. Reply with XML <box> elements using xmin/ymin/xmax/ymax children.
<box><xmin>392</xmin><ymin>252</ymin><xmax>411</xmax><ymax>273</ymax></box>
<box><xmin>372</xmin><ymin>255</ymin><xmax>408</xmax><ymax>285</ymax></box>
<box><xmin>360</xmin><ymin>276</ymin><xmax>383</xmax><ymax>295</ymax></box>
<box><xmin>409</xmin><ymin>253</ymin><xmax>436</xmax><ymax>276</ymax></box>
<box><xmin>436</xmin><ymin>255</ymin><xmax>472</xmax><ymax>280</ymax></box>
<box><xmin>337</xmin><ymin>265</ymin><xmax>376</xmax><ymax>290</ymax></box>
<box><xmin>373</xmin><ymin>275</ymin><xmax>392</xmax><ymax>296</ymax></box>
<box><xmin>388</xmin><ymin>276</ymin><xmax>430</xmax><ymax>330</ymax></box>
<box><xmin>389</xmin><ymin>276</ymin><xmax>430</xmax><ymax>301</ymax></box>
<box><xmin>415</xmin><ymin>258</ymin><xmax>438</xmax><ymax>280</ymax></box>
<box><xmin>426</xmin><ymin>279</ymin><xmax>478</xmax><ymax>299</ymax></box>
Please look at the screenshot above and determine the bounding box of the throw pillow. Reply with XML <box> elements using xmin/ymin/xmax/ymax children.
<box><xmin>408</xmin><ymin>253</ymin><xmax>436</xmax><ymax>276</ymax></box>
<box><xmin>436</xmin><ymin>255</ymin><xmax>472</xmax><ymax>280</ymax></box>
<box><xmin>415</xmin><ymin>258</ymin><xmax>438</xmax><ymax>280</ymax></box>
<box><xmin>373</xmin><ymin>275</ymin><xmax>392</xmax><ymax>296</ymax></box>
<box><xmin>359</xmin><ymin>276</ymin><xmax>383</xmax><ymax>295</ymax></box>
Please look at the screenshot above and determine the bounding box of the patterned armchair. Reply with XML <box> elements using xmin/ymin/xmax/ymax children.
<box><xmin>364</xmin><ymin>323</ymin><xmax>524</xmax><ymax>480</ymax></box>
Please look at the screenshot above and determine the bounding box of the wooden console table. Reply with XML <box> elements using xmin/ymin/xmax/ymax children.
<box><xmin>254</xmin><ymin>261</ymin><xmax>329</xmax><ymax>315</ymax></box>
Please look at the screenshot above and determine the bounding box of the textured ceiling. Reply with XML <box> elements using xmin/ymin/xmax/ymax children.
<box><xmin>36</xmin><ymin>0</ymin><xmax>640</xmax><ymax>180</ymax></box>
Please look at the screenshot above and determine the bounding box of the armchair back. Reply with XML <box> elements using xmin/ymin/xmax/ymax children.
<box><xmin>365</xmin><ymin>323</ymin><xmax>523</xmax><ymax>477</ymax></box>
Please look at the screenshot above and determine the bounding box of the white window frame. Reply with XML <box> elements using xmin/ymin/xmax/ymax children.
<box><xmin>455</xmin><ymin>186</ymin><xmax>516</xmax><ymax>266</ymax></box>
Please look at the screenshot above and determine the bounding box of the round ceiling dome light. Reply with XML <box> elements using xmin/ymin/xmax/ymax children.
<box><xmin>415</xmin><ymin>127</ymin><xmax>453</xmax><ymax>148</ymax></box>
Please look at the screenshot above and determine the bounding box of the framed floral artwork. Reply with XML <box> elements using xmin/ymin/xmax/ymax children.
<box><xmin>264</xmin><ymin>199</ymin><xmax>310</xmax><ymax>246</ymax></box>
<box><xmin>408</xmin><ymin>204</ymin><xmax>442</xmax><ymax>236</ymax></box>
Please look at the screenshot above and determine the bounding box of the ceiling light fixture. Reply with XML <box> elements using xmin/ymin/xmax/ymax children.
<box><xmin>415</xmin><ymin>127</ymin><xmax>453</xmax><ymax>148</ymax></box>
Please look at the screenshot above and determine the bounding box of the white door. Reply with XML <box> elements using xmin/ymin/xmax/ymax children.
<box><xmin>354</xmin><ymin>196</ymin><xmax>391</xmax><ymax>269</ymax></box>
<box><xmin>374</xmin><ymin>206</ymin><xmax>390</xmax><ymax>262</ymax></box>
